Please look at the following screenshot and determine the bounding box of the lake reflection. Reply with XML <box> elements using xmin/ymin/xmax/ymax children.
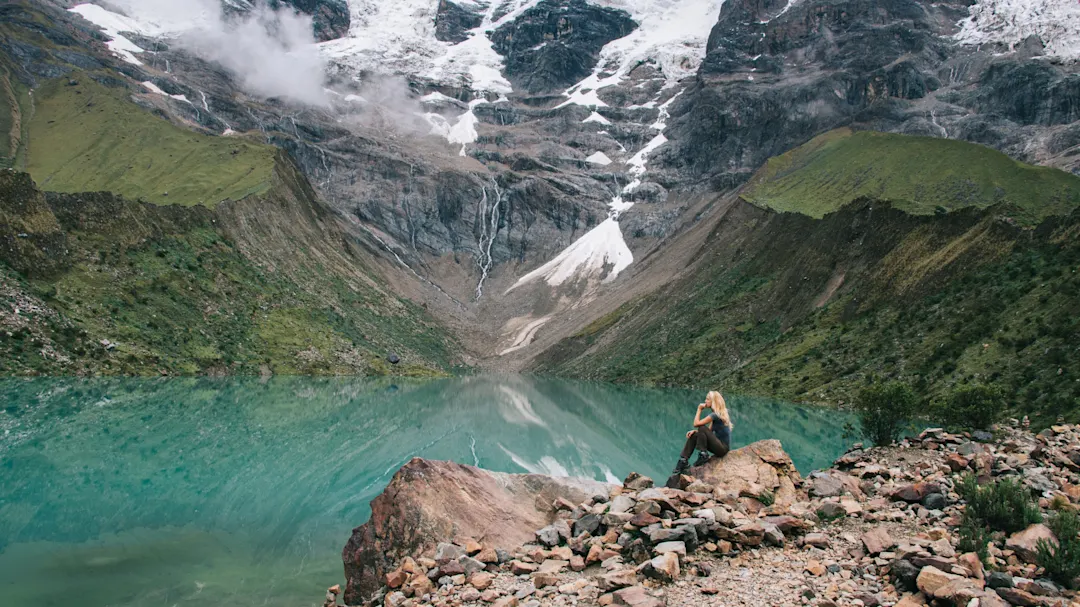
<box><xmin>0</xmin><ymin>375</ymin><xmax>851</xmax><ymax>607</ymax></box>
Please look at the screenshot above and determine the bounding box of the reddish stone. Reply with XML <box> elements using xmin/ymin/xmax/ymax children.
<box><xmin>630</xmin><ymin>513</ymin><xmax>661</xmax><ymax>527</ymax></box>
<box><xmin>385</xmin><ymin>570</ymin><xmax>407</xmax><ymax>589</ymax></box>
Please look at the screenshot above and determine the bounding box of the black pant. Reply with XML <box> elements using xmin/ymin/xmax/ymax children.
<box><xmin>680</xmin><ymin>427</ymin><xmax>729</xmax><ymax>460</ymax></box>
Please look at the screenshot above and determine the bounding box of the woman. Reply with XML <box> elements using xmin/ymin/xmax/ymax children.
<box><xmin>672</xmin><ymin>391</ymin><xmax>732</xmax><ymax>476</ymax></box>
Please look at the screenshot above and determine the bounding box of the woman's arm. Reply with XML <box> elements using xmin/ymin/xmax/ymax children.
<box><xmin>692</xmin><ymin>403</ymin><xmax>712</xmax><ymax>427</ymax></box>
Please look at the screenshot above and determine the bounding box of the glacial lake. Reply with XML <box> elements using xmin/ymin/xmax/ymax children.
<box><xmin>0</xmin><ymin>375</ymin><xmax>852</xmax><ymax>607</ymax></box>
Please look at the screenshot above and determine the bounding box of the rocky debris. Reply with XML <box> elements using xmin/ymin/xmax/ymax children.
<box><xmin>340</xmin><ymin>427</ymin><xmax>1080</xmax><ymax>607</ymax></box>
<box><xmin>341</xmin><ymin>458</ymin><xmax>609</xmax><ymax>603</ymax></box>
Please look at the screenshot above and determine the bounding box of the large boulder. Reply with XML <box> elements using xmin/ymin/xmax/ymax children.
<box><xmin>341</xmin><ymin>458</ymin><xmax>610</xmax><ymax>604</ymax></box>
<box><xmin>687</xmin><ymin>440</ymin><xmax>802</xmax><ymax>506</ymax></box>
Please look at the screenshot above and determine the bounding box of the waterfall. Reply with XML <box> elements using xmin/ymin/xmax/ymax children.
<box><xmin>474</xmin><ymin>178</ymin><xmax>502</xmax><ymax>301</ymax></box>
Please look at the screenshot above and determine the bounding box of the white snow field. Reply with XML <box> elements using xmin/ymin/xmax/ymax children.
<box><xmin>956</xmin><ymin>0</ymin><xmax>1080</xmax><ymax>61</ymax></box>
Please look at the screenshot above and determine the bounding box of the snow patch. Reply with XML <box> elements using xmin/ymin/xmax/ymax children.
<box><xmin>69</xmin><ymin>3</ymin><xmax>159</xmax><ymax>64</ymax></box>
<box><xmin>321</xmin><ymin>0</ymin><xmax>528</xmax><ymax>94</ymax></box>
<box><xmin>140</xmin><ymin>81</ymin><xmax>192</xmax><ymax>104</ymax></box>
<box><xmin>955</xmin><ymin>0</ymin><xmax>1080</xmax><ymax>61</ymax></box>
<box><xmin>583</xmin><ymin>111</ymin><xmax>612</xmax><ymax>125</ymax></box>
<box><xmin>498</xmin><ymin>315</ymin><xmax>554</xmax><ymax>355</ymax></box>
<box><xmin>425</xmin><ymin>99</ymin><xmax>487</xmax><ymax>156</ymax></box>
<box><xmin>505</xmin><ymin>218</ymin><xmax>633</xmax><ymax>293</ymax></box>
<box><xmin>585</xmin><ymin>151</ymin><xmax>613</xmax><ymax>165</ymax></box>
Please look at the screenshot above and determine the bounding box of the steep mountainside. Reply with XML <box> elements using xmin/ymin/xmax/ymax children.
<box><xmin>0</xmin><ymin>13</ymin><xmax>462</xmax><ymax>376</ymax></box>
<box><xmin>2</xmin><ymin>0</ymin><xmax>1080</xmax><ymax>399</ymax></box>
<box><xmin>533</xmin><ymin>134</ymin><xmax>1080</xmax><ymax>424</ymax></box>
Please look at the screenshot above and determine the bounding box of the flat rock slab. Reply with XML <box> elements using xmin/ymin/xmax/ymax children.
<box><xmin>613</xmin><ymin>585</ymin><xmax>665</xmax><ymax>607</ymax></box>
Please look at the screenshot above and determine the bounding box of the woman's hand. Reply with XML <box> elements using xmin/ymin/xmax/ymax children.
<box><xmin>686</xmin><ymin>430</ymin><xmax>695</xmax><ymax>439</ymax></box>
<box><xmin>697</xmin><ymin>402</ymin><xmax>707</xmax><ymax>411</ymax></box>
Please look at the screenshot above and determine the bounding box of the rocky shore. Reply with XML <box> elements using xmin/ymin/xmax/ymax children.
<box><xmin>332</xmin><ymin>422</ymin><xmax>1080</xmax><ymax>607</ymax></box>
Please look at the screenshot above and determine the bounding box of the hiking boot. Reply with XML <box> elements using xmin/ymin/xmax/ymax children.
<box><xmin>671</xmin><ymin>457</ymin><xmax>689</xmax><ymax>476</ymax></box>
<box><xmin>693</xmin><ymin>452</ymin><xmax>713</xmax><ymax>467</ymax></box>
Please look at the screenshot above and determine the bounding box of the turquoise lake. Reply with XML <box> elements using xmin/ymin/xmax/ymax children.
<box><xmin>0</xmin><ymin>375</ymin><xmax>852</xmax><ymax>607</ymax></box>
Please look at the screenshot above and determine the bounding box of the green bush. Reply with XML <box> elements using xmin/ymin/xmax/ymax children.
<box><xmin>958</xmin><ymin>513</ymin><xmax>992</xmax><ymax>565</ymax></box>
<box><xmin>757</xmin><ymin>490</ymin><xmax>776</xmax><ymax>507</ymax></box>
<box><xmin>939</xmin><ymin>384</ymin><xmax>1007</xmax><ymax>431</ymax></box>
<box><xmin>957</xmin><ymin>474</ymin><xmax>1042</xmax><ymax>535</ymax></box>
<box><xmin>853</xmin><ymin>382</ymin><xmax>919</xmax><ymax>446</ymax></box>
<box><xmin>1036</xmin><ymin>508</ymin><xmax>1080</xmax><ymax>588</ymax></box>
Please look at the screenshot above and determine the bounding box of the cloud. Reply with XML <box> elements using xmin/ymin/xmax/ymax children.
<box><xmin>107</xmin><ymin>0</ymin><xmax>329</xmax><ymax>106</ymax></box>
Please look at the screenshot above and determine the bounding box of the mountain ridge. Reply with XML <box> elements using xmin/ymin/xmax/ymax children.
<box><xmin>0</xmin><ymin>0</ymin><xmax>1078</xmax><ymax>422</ymax></box>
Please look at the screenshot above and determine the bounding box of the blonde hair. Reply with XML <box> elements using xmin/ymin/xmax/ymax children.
<box><xmin>706</xmin><ymin>391</ymin><xmax>733</xmax><ymax>428</ymax></box>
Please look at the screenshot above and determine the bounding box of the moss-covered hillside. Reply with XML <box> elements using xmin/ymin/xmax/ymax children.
<box><xmin>26</xmin><ymin>76</ymin><xmax>276</xmax><ymax>207</ymax></box>
<box><xmin>0</xmin><ymin>71</ymin><xmax>461</xmax><ymax>376</ymax></box>
<box><xmin>742</xmin><ymin>128</ymin><xmax>1080</xmax><ymax>224</ymax></box>
<box><xmin>534</xmin><ymin>133</ymin><xmax>1080</xmax><ymax>425</ymax></box>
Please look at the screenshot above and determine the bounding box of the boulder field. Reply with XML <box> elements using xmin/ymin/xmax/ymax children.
<box><xmin>334</xmin><ymin>425</ymin><xmax>1080</xmax><ymax>607</ymax></box>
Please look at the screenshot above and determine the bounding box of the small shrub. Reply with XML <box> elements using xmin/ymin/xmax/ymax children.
<box><xmin>854</xmin><ymin>381</ymin><xmax>918</xmax><ymax>446</ymax></box>
<box><xmin>958</xmin><ymin>512</ymin><xmax>992</xmax><ymax>564</ymax></box>
<box><xmin>957</xmin><ymin>473</ymin><xmax>1042</xmax><ymax>535</ymax></box>
<box><xmin>939</xmin><ymin>384</ymin><xmax>1007</xmax><ymax>431</ymax></box>
<box><xmin>1036</xmin><ymin>507</ymin><xmax>1080</xmax><ymax>588</ymax></box>
<box><xmin>757</xmin><ymin>490</ymin><xmax>776</xmax><ymax>507</ymax></box>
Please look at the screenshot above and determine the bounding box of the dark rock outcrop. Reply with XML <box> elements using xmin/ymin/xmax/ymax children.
<box><xmin>434</xmin><ymin>0</ymin><xmax>483</xmax><ymax>44</ymax></box>
<box><xmin>0</xmin><ymin>170</ymin><xmax>70</xmax><ymax>278</ymax></box>
<box><xmin>341</xmin><ymin>458</ymin><xmax>611</xmax><ymax>604</ymax></box>
<box><xmin>489</xmin><ymin>0</ymin><xmax>637</xmax><ymax>93</ymax></box>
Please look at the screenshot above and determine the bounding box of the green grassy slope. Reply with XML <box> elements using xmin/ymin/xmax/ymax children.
<box><xmin>535</xmin><ymin>132</ymin><xmax>1080</xmax><ymax>425</ymax></box>
<box><xmin>0</xmin><ymin>70</ymin><xmax>461</xmax><ymax>376</ymax></box>
<box><xmin>25</xmin><ymin>76</ymin><xmax>275</xmax><ymax>207</ymax></box>
<box><xmin>0</xmin><ymin>170</ymin><xmax>462</xmax><ymax>377</ymax></box>
<box><xmin>742</xmin><ymin>128</ymin><xmax>1080</xmax><ymax>224</ymax></box>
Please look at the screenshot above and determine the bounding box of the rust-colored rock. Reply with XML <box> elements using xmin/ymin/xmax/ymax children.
<box><xmin>341</xmin><ymin>458</ymin><xmax>609</xmax><ymax>604</ymax></box>
<box><xmin>385</xmin><ymin>569</ymin><xmax>406</xmax><ymax>589</ymax></box>
<box><xmin>861</xmin><ymin>527</ymin><xmax>895</xmax><ymax>555</ymax></box>
<box><xmin>687</xmin><ymin>440</ymin><xmax>802</xmax><ymax>507</ymax></box>
<box><xmin>1005</xmin><ymin>524</ymin><xmax>1055</xmax><ymax>564</ymax></box>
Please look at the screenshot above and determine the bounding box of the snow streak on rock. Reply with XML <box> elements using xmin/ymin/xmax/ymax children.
<box><xmin>69</xmin><ymin>3</ymin><xmax>163</xmax><ymax>64</ymax></box>
<box><xmin>956</xmin><ymin>0</ymin><xmax>1080</xmax><ymax>61</ymax></box>
<box><xmin>140</xmin><ymin>81</ymin><xmax>193</xmax><ymax>104</ymax></box>
<box><xmin>559</xmin><ymin>0</ymin><xmax>726</xmax><ymax>107</ymax></box>
<box><xmin>507</xmin><ymin>86</ymin><xmax>684</xmax><ymax>295</ymax></box>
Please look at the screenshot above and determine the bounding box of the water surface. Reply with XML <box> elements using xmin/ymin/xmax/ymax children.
<box><xmin>0</xmin><ymin>375</ymin><xmax>851</xmax><ymax>607</ymax></box>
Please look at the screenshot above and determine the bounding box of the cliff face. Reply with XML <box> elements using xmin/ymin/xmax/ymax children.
<box><xmin>341</xmin><ymin>457</ymin><xmax>611</xmax><ymax>603</ymax></box>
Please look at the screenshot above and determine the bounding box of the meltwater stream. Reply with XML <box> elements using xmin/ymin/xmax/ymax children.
<box><xmin>0</xmin><ymin>375</ymin><xmax>852</xmax><ymax>607</ymax></box>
